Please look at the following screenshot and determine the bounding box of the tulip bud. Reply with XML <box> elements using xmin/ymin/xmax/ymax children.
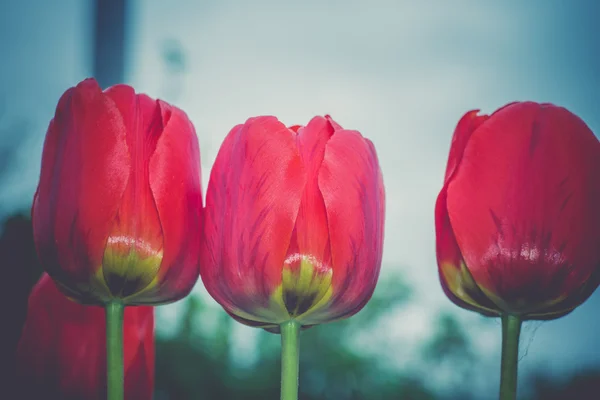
<box><xmin>436</xmin><ymin>102</ymin><xmax>600</xmax><ymax>319</ymax></box>
<box><xmin>32</xmin><ymin>78</ymin><xmax>203</xmax><ymax>305</ymax></box>
<box><xmin>15</xmin><ymin>274</ymin><xmax>154</xmax><ymax>400</ymax></box>
<box><xmin>201</xmin><ymin>115</ymin><xmax>385</xmax><ymax>331</ymax></box>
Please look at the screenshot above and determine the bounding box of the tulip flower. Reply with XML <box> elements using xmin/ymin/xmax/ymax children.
<box><xmin>201</xmin><ymin>115</ymin><xmax>385</xmax><ymax>400</ymax></box>
<box><xmin>15</xmin><ymin>274</ymin><xmax>154</xmax><ymax>400</ymax></box>
<box><xmin>32</xmin><ymin>78</ymin><xmax>203</xmax><ymax>306</ymax></box>
<box><xmin>32</xmin><ymin>78</ymin><xmax>201</xmax><ymax>399</ymax></box>
<box><xmin>435</xmin><ymin>102</ymin><xmax>600</xmax><ymax>400</ymax></box>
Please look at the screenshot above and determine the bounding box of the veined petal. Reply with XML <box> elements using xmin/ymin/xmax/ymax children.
<box><xmin>32</xmin><ymin>78</ymin><xmax>130</xmax><ymax>299</ymax></box>
<box><xmin>447</xmin><ymin>102</ymin><xmax>600</xmax><ymax>315</ymax></box>
<box><xmin>282</xmin><ymin>116</ymin><xmax>334</xmax><ymax>320</ymax></box>
<box><xmin>290</xmin><ymin>116</ymin><xmax>333</xmax><ymax>259</ymax></box>
<box><xmin>443</xmin><ymin>109</ymin><xmax>488</xmax><ymax>183</ymax></box>
<box><xmin>313</xmin><ymin>128</ymin><xmax>385</xmax><ymax>323</ymax></box>
<box><xmin>138</xmin><ymin>101</ymin><xmax>203</xmax><ymax>304</ymax></box>
<box><xmin>200</xmin><ymin>116</ymin><xmax>306</xmax><ymax>323</ymax></box>
<box><xmin>100</xmin><ymin>86</ymin><xmax>165</xmax><ymax>300</ymax></box>
<box><xmin>525</xmin><ymin>265</ymin><xmax>600</xmax><ymax>320</ymax></box>
<box><xmin>435</xmin><ymin>186</ymin><xmax>502</xmax><ymax>316</ymax></box>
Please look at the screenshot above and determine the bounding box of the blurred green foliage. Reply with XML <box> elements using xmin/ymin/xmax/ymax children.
<box><xmin>154</xmin><ymin>274</ymin><xmax>440</xmax><ymax>400</ymax></box>
<box><xmin>524</xmin><ymin>369</ymin><xmax>600</xmax><ymax>400</ymax></box>
<box><xmin>3</xmin><ymin>214</ymin><xmax>600</xmax><ymax>400</ymax></box>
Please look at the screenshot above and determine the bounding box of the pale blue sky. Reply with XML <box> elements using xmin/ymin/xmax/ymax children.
<box><xmin>1</xmin><ymin>1</ymin><xmax>599</xmax><ymax>397</ymax></box>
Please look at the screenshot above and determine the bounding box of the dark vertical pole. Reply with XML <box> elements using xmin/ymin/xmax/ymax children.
<box><xmin>93</xmin><ymin>0</ymin><xmax>127</xmax><ymax>88</ymax></box>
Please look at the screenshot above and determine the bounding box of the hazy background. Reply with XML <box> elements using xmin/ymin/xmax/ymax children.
<box><xmin>1</xmin><ymin>1</ymin><xmax>599</xmax><ymax>399</ymax></box>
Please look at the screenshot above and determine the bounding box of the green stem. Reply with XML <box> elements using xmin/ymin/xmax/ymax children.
<box><xmin>499</xmin><ymin>314</ymin><xmax>522</xmax><ymax>400</ymax></box>
<box><xmin>280</xmin><ymin>320</ymin><xmax>301</xmax><ymax>400</ymax></box>
<box><xmin>106</xmin><ymin>301</ymin><xmax>125</xmax><ymax>400</ymax></box>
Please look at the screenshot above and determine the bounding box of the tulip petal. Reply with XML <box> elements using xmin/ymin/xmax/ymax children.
<box><xmin>443</xmin><ymin>110</ymin><xmax>488</xmax><ymax>183</ymax></box>
<box><xmin>16</xmin><ymin>274</ymin><xmax>154</xmax><ymax>399</ymax></box>
<box><xmin>314</xmin><ymin>128</ymin><xmax>385</xmax><ymax>323</ymax></box>
<box><xmin>435</xmin><ymin>186</ymin><xmax>503</xmax><ymax>316</ymax></box>
<box><xmin>100</xmin><ymin>85</ymin><xmax>166</xmax><ymax>299</ymax></box>
<box><xmin>436</xmin><ymin>109</ymin><xmax>501</xmax><ymax>315</ymax></box>
<box><xmin>32</xmin><ymin>79</ymin><xmax>130</xmax><ymax>299</ymax></box>
<box><xmin>447</xmin><ymin>102</ymin><xmax>600</xmax><ymax>315</ymax></box>
<box><xmin>139</xmin><ymin>102</ymin><xmax>203</xmax><ymax>304</ymax></box>
<box><xmin>290</xmin><ymin>116</ymin><xmax>333</xmax><ymax>262</ymax></box>
<box><xmin>527</xmin><ymin>265</ymin><xmax>600</xmax><ymax>320</ymax></box>
<box><xmin>201</xmin><ymin>116</ymin><xmax>306</xmax><ymax>323</ymax></box>
<box><xmin>282</xmin><ymin>116</ymin><xmax>334</xmax><ymax>319</ymax></box>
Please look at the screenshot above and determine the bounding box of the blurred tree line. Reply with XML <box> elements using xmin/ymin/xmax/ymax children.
<box><xmin>1</xmin><ymin>214</ymin><xmax>599</xmax><ymax>400</ymax></box>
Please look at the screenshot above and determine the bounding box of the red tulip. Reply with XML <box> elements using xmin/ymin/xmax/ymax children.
<box><xmin>15</xmin><ymin>274</ymin><xmax>154</xmax><ymax>400</ymax></box>
<box><xmin>200</xmin><ymin>115</ymin><xmax>385</xmax><ymax>331</ymax></box>
<box><xmin>436</xmin><ymin>102</ymin><xmax>600</xmax><ymax>319</ymax></box>
<box><xmin>32</xmin><ymin>78</ymin><xmax>202</xmax><ymax>305</ymax></box>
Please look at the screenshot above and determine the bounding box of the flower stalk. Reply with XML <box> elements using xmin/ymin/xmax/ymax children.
<box><xmin>106</xmin><ymin>301</ymin><xmax>125</xmax><ymax>400</ymax></box>
<box><xmin>280</xmin><ymin>319</ymin><xmax>301</xmax><ymax>400</ymax></box>
<box><xmin>499</xmin><ymin>314</ymin><xmax>522</xmax><ymax>400</ymax></box>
